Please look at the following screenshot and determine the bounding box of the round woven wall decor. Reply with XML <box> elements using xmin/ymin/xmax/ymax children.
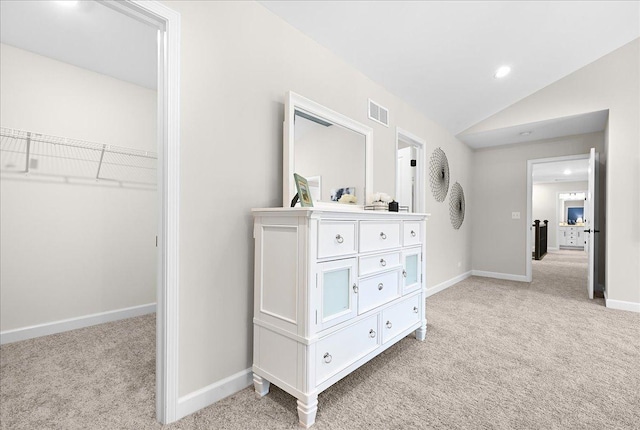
<box><xmin>428</xmin><ymin>147</ymin><xmax>450</xmax><ymax>202</ymax></box>
<box><xmin>449</xmin><ymin>182</ymin><xmax>465</xmax><ymax>230</ymax></box>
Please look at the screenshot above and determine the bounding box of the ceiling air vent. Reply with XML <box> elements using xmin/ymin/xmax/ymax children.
<box><xmin>368</xmin><ymin>99</ymin><xmax>389</xmax><ymax>127</ymax></box>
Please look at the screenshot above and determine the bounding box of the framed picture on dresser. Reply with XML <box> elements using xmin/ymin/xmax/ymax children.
<box><xmin>294</xmin><ymin>173</ymin><xmax>314</xmax><ymax>207</ymax></box>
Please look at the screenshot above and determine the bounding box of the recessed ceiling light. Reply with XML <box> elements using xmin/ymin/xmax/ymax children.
<box><xmin>494</xmin><ymin>66</ymin><xmax>511</xmax><ymax>79</ymax></box>
<box><xmin>563</xmin><ymin>169</ymin><xmax>572</xmax><ymax>175</ymax></box>
<box><xmin>519</xmin><ymin>131</ymin><xmax>532</xmax><ymax>136</ymax></box>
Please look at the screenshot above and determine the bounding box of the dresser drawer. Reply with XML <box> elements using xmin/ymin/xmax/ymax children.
<box><xmin>403</xmin><ymin>222</ymin><xmax>421</xmax><ymax>246</ymax></box>
<box><xmin>381</xmin><ymin>294</ymin><xmax>422</xmax><ymax>343</ymax></box>
<box><xmin>316</xmin><ymin>314</ymin><xmax>379</xmax><ymax>384</ymax></box>
<box><xmin>359</xmin><ymin>251</ymin><xmax>401</xmax><ymax>277</ymax></box>
<box><xmin>358</xmin><ymin>270</ymin><xmax>401</xmax><ymax>314</ymax></box>
<box><xmin>318</xmin><ymin>221</ymin><xmax>357</xmax><ymax>259</ymax></box>
<box><xmin>359</xmin><ymin>221</ymin><xmax>401</xmax><ymax>253</ymax></box>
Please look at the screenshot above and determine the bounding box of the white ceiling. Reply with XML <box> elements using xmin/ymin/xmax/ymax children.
<box><xmin>261</xmin><ymin>1</ymin><xmax>640</xmax><ymax>135</ymax></box>
<box><xmin>1</xmin><ymin>1</ymin><xmax>638</xmax><ymax>143</ymax></box>
<box><xmin>459</xmin><ymin>110</ymin><xmax>609</xmax><ymax>149</ymax></box>
<box><xmin>533</xmin><ymin>158</ymin><xmax>589</xmax><ymax>184</ymax></box>
<box><xmin>0</xmin><ymin>0</ymin><xmax>157</xmax><ymax>89</ymax></box>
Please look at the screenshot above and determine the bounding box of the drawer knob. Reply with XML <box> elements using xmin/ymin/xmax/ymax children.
<box><xmin>386</xmin><ymin>321</ymin><xmax>393</xmax><ymax>329</ymax></box>
<box><xmin>413</xmin><ymin>306</ymin><xmax>419</xmax><ymax>313</ymax></box>
<box><xmin>369</xmin><ymin>329</ymin><xmax>376</xmax><ymax>338</ymax></box>
<box><xmin>380</xmin><ymin>258</ymin><xmax>386</xmax><ymax>267</ymax></box>
<box><xmin>402</xmin><ymin>270</ymin><xmax>407</xmax><ymax>278</ymax></box>
<box><xmin>380</xmin><ymin>232</ymin><xmax>387</xmax><ymax>240</ymax></box>
<box><xmin>335</xmin><ymin>234</ymin><xmax>344</xmax><ymax>244</ymax></box>
<box><xmin>411</xmin><ymin>230</ymin><xmax>416</xmax><ymax>237</ymax></box>
<box><xmin>378</xmin><ymin>283</ymin><xmax>384</xmax><ymax>291</ymax></box>
<box><xmin>352</xmin><ymin>284</ymin><xmax>358</xmax><ymax>293</ymax></box>
<box><xmin>323</xmin><ymin>353</ymin><xmax>332</xmax><ymax>364</ymax></box>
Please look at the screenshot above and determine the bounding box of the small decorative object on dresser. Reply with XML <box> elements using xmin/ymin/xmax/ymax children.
<box><xmin>330</xmin><ymin>187</ymin><xmax>356</xmax><ymax>202</ymax></box>
<box><xmin>252</xmin><ymin>208</ymin><xmax>428</xmax><ymax>428</ymax></box>
<box><xmin>294</xmin><ymin>173</ymin><xmax>314</xmax><ymax>207</ymax></box>
<box><xmin>338</xmin><ymin>193</ymin><xmax>358</xmax><ymax>204</ymax></box>
<box><xmin>366</xmin><ymin>192</ymin><xmax>392</xmax><ymax>211</ymax></box>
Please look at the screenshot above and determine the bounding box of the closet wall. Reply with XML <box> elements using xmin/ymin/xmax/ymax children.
<box><xmin>0</xmin><ymin>44</ymin><xmax>157</xmax><ymax>335</ymax></box>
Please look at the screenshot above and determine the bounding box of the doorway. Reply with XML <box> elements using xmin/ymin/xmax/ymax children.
<box><xmin>527</xmin><ymin>152</ymin><xmax>600</xmax><ymax>299</ymax></box>
<box><xmin>0</xmin><ymin>0</ymin><xmax>180</xmax><ymax>423</ymax></box>
<box><xmin>396</xmin><ymin>128</ymin><xmax>425</xmax><ymax>212</ymax></box>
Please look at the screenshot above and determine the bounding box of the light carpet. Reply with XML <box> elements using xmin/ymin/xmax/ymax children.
<box><xmin>1</xmin><ymin>250</ymin><xmax>638</xmax><ymax>429</ymax></box>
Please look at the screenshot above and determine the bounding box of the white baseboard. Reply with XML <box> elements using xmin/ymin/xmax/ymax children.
<box><xmin>605</xmin><ymin>298</ymin><xmax>640</xmax><ymax>313</ymax></box>
<box><xmin>426</xmin><ymin>271</ymin><xmax>472</xmax><ymax>297</ymax></box>
<box><xmin>547</xmin><ymin>247</ymin><xmax>559</xmax><ymax>251</ymax></box>
<box><xmin>471</xmin><ymin>270</ymin><xmax>529</xmax><ymax>283</ymax></box>
<box><xmin>0</xmin><ymin>303</ymin><xmax>156</xmax><ymax>345</ymax></box>
<box><xmin>177</xmin><ymin>368</ymin><xmax>253</xmax><ymax>420</ymax></box>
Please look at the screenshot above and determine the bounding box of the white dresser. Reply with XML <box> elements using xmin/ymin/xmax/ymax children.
<box><xmin>558</xmin><ymin>225</ymin><xmax>585</xmax><ymax>250</ymax></box>
<box><xmin>252</xmin><ymin>207</ymin><xmax>428</xmax><ymax>428</ymax></box>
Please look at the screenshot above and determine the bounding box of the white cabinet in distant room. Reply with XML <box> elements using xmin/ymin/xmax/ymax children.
<box><xmin>558</xmin><ymin>226</ymin><xmax>586</xmax><ymax>250</ymax></box>
<box><xmin>252</xmin><ymin>208</ymin><xmax>428</xmax><ymax>428</ymax></box>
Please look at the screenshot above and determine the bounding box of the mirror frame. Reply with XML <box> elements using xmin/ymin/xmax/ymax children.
<box><xmin>283</xmin><ymin>91</ymin><xmax>373</xmax><ymax>208</ymax></box>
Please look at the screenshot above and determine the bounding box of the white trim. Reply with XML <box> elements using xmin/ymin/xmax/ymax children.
<box><xmin>176</xmin><ymin>369</ymin><xmax>253</xmax><ymax>420</ymax></box>
<box><xmin>426</xmin><ymin>271</ymin><xmax>471</xmax><ymax>297</ymax></box>
<box><xmin>605</xmin><ymin>298</ymin><xmax>640</xmax><ymax>313</ymax></box>
<box><xmin>471</xmin><ymin>270</ymin><xmax>529</xmax><ymax>283</ymax></box>
<box><xmin>124</xmin><ymin>0</ymin><xmax>181</xmax><ymax>424</ymax></box>
<box><xmin>395</xmin><ymin>127</ymin><xmax>426</xmax><ymax>213</ymax></box>
<box><xmin>547</xmin><ymin>246</ymin><xmax>559</xmax><ymax>251</ymax></box>
<box><xmin>0</xmin><ymin>303</ymin><xmax>156</xmax><ymax>345</ymax></box>
<box><xmin>526</xmin><ymin>153</ymin><xmax>590</xmax><ymax>283</ymax></box>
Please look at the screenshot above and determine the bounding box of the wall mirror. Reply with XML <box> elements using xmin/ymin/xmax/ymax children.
<box><xmin>283</xmin><ymin>91</ymin><xmax>373</xmax><ymax>208</ymax></box>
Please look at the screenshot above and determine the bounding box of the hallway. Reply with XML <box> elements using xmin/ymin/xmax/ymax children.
<box><xmin>1</xmin><ymin>249</ymin><xmax>638</xmax><ymax>429</ymax></box>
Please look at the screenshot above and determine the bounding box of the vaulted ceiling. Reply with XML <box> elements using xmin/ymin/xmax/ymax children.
<box><xmin>2</xmin><ymin>1</ymin><xmax>638</xmax><ymax>142</ymax></box>
<box><xmin>261</xmin><ymin>1</ymin><xmax>639</xmax><ymax>135</ymax></box>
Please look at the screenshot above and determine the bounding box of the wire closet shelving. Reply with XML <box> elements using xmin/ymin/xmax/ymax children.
<box><xmin>0</xmin><ymin>127</ymin><xmax>157</xmax><ymax>187</ymax></box>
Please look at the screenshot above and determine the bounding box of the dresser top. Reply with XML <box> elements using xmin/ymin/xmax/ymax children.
<box><xmin>252</xmin><ymin>206</ymin><xmax>430</xmax><ymax>220</ymax></box>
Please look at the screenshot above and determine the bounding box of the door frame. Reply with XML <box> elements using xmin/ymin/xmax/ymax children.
<box><xmin>102</xmin><ymin>0</ymin><xmax>181</xmax><ymax>423</ymax></box>
<box><xmin>526</xmin><ymin>153</ymin><xmax>589</xmax><ymax>282</ymax></box>
<box><xmin>395</xmin><ymin>128</ymin><xmax>426</xmax><ymax>213</ymax></box>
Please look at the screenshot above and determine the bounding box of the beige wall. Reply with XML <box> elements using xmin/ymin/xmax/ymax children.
<box><xmin>0</xmin><ymin>44</ymin><xmax>157</xmax><ymax>331</ymax></box>
<box><xmin>162</xmin><ymin>0</ymin><xmax>473</xmax><ymax>397</ymax></box>
<box><xmin>533</xmin><ymin>181</ymin><xmax>588</xmax><ymax>248</ymax></box>
<box><xmin>471</xmin><ymin>133</ymin><xmax>604</xmax><ymax>277</ymax></box>
<box><xmin>464</xmin><ymin>38</ymin><xmax>639</xmax><ymax>304</ymax></box>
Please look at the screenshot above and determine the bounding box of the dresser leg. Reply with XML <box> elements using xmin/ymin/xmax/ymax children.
<box><xmin>297</xmin><ymin>396</ymin><xmax>318</xmax><ymax>428</ymax></box>
<box><xmin>415</xmin><ymin>320</ymin><xmax>427</xmax><ymax>341</ymax></box>
<box><xmin>253</xmin><ymin>374</ymin><xmax>270</xmax><ymax>398</ymax></box>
